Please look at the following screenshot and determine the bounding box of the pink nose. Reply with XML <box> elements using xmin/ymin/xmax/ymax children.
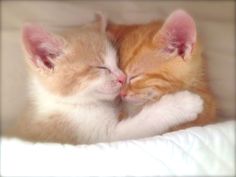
<box><xmin>117</xmin><ymin>74</ymin><xmax>126</xmax><ymax>85</ymax></box>
<box><xmin>120</xmin><ymin>90</ymin><xmax>127</xmax><ymax>97</ymax></box>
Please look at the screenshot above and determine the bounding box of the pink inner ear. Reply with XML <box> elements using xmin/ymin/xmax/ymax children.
<box><xmin>160</xmin><ymin>10</ymin><xmax>196</xmax><ymax>59</ymax></box>
<box><xmin>22</xmin><ymin>24</ymin><xmax>63</xmax><ymax>69</ymax></box>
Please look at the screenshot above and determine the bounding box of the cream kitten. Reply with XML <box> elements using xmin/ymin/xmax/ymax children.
<box><xmin>10</xmin><ymin>15</ymin><xmax>203</xmax><ymax>144</ymax></box>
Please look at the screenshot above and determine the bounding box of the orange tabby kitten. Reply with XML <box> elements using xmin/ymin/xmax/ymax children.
<box><xmin>108</xmin><ymin>10</ymin><xmax>217</xmax><ymax>131</ymax></box>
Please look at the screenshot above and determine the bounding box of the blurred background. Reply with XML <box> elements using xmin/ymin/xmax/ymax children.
<box><xmin>1</xmin><ymin>1</ymin><xmax>235</xmax><ymax>132</ymax></box>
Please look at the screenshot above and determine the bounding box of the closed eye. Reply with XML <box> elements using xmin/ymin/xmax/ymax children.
<box><xmin>129</xmin><ymin>74</ymin><xmax>141</xmax><ymax>82</ymax></box>
<box><xmin>95</xmin><ymin>66</ymin><xmax>111</xmax><ymax>73</ymax></box>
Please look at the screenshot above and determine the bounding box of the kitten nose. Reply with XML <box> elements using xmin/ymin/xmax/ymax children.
<box><xmin>117</xmin><ymin>74</ymin><xmax>126</xmax><ymax>85</ymax></box>
<box><xmin>120</xmin><ymin>90</ymin><xmax>127</xmax><ymax>97</ymax></box>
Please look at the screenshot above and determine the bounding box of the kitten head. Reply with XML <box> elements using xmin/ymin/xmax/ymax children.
<box><xmin>22</xmin><ymin>15</ymin><xmax>126</xmax><ymax>104</ymax></box>
<box><xmin>108</xmin><ymin>10</ymin><xmax>203</xmax><ymax>105</ymax></box>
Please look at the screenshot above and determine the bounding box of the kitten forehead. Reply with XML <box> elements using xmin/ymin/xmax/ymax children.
<box><xmin>61</xmin><ymin>28</ymin><xmax>108</xmax><ymax>65</ymax></box>
<box><xmin>125</xmin><ymin>51</ymin><xmax>165</xmax><ymax>78</ymax></box>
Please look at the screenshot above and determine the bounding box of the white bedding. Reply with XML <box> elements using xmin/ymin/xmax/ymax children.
<box><xmin>1</xmin><ymin>121</ymin><xmax>235</xmax><ymax>176</ymax></box>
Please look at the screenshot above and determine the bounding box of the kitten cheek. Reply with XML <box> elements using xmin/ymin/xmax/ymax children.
<box><xmin>97</xmin><ymin>81</ymin><xmax>122</xmax><ymax>95</ymax></box>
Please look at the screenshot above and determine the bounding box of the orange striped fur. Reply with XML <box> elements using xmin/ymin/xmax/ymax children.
<box><xmin>108</xmin><ymin>15</ymin><xmax>217</xmax><ymax>131</ymax></box>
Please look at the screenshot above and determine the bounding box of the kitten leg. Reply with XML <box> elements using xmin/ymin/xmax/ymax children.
<box><xmin>110</xmin><ymin>91</ymin><xmax>203</xmax><ymax>141</ymax></box>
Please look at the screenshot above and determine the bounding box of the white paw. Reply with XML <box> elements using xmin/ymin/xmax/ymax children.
<box><xmin>159</xmin><ymin>91</ymin><xmax>204</xmax><ymax>121</ymax></box>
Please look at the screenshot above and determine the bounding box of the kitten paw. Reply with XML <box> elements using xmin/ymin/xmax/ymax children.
<box><xmin>160</xmin><ymin>91</ymin><xmax>204</xmax><ymax>121</ymax></box>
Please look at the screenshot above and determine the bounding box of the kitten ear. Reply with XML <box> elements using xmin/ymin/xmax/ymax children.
<box><xmin>154</xmin><ymin>10</ymin><xmax>197</xmax><ymax>60</ymax></box>
<box><xmin>94</xmin><ymin>12</ymin><xmax>107</xmax><ymax>32</ymax></box>
<box><xmin>22</xmin><ymin>23</ymin><xmax>64</xmax><ymax>70</ymax></box>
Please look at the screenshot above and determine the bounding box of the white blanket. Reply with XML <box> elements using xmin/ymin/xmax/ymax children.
<box><xmin>1</xmin><ymin>121</ymin><xmax>235</xmax><ymax>176</ymax></box>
